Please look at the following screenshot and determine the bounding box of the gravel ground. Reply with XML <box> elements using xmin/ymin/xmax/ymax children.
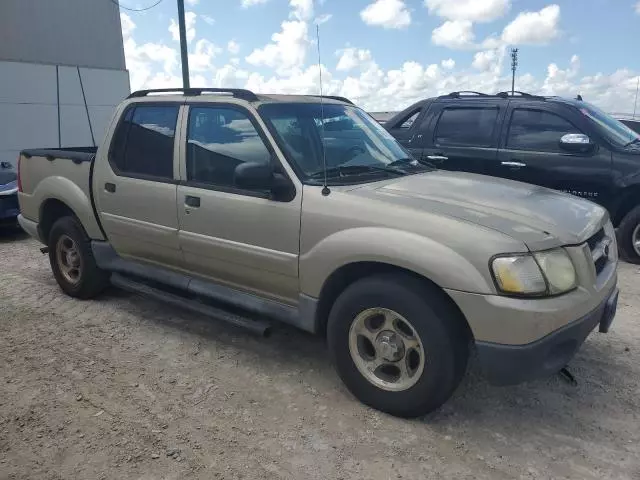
<box><xmin>1</xmin><ymin>231</ymin><xmax>639</xmax><ymax>480</ymax></box>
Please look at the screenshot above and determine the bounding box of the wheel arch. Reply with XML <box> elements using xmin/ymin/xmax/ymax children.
<box><xmin>313</xmin><ymin>261</ymin><xmax>474</xmax><ymax>342</ymax></box>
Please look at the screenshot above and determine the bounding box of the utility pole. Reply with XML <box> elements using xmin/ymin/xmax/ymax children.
<box><xmin>634</xmin><ymin>76</ymin><xmax>639</xmax><ymax>119</ymax></box>
<box><xmin>177</xmin><ymin>0</ymin><xmax>190</xmax><ymax>88</ymax></box>
<box><xmin>510</xmin><ymin>48</ymin><xmax>519</xmax><ymax>95</ymax></box>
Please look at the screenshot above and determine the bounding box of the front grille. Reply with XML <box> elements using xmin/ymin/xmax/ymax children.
<box><xmin>586</xmin><ymin>228</ymin><xmax>610</xmax><ymax>276</ymax></box>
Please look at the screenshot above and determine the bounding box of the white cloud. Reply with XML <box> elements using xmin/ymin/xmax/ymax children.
<box><xmin>336</xmin><ymin>48</ymin><xmax>373</xmax><ymax>72</ymax></box>
<box><xmin>472</xmin><ymin>48</ymin><xmax>505</xmax><ymax>73</ymax></box>
<box><xmin>425</xmin><ymin>0</ymin><xmax>510</xmax><ymax>22</ymax></box>
<box><xmin>502</xmin><ymin>4</ymin><xmax>560</xmax><ymax>45</ymax></box>
<box><xmin>441</xmin><ymin>58</ymin><xmax>455</xmax><ymax>70</ymax></box>
<box><xmin>189</xmin><ymin>39</ymin><xmax>222</xmax><ymax>72</ymax></box>
<box><xmin>432</xmin><ymin>20</ymin><xmax>475</xmax><ymax>49</ymax></box>
<box><xmin>245</xmin><ymin>20</ymin><xmax>309</xmax><ymax>74</ymax></box>
<box><xmin>360</xmin><ymin>0</ymin><xmax>411</xmax><ymax>29</ymax></box>
<box><xmin>636</xmin><ymin>1</ymin><xmax>640</xmax><ymax>14</ymax></box>
<box><xmin>241</xmin><ymin>0</ymin><xmax>268</xmax><ymax>7</ymax></box>
<box><xmin>169</xmin><ymin>11</ymin><xmax>196</xmax><ymax>43</ymax></box>
<box><xmin>227</xmin><ymin>40</ymin><xmax>240</xmax><ymax>55</ymax></box>
<box><xmin>201</xmin><ymin>15</ymin><xmax>215</xmax><ymax>25</ymax></box>
<box><xmin>290</xmin><ymin>0</ymin><xmax>314</xmax><ymax>21</ymax></box>
<box><xmin>186</xmin><ymin>0</ymin><xmax>199</xmax><ymax>5</ymax></box>
<box><xmin>315</xmin><ymin>13</ymin><xmax>332</xmax><ymax>25</ymax></box>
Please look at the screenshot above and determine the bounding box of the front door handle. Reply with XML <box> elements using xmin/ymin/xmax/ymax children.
<box><xmin>105</xmin><ymin>182</ymin><xmax>116</xmax><ymax>193</ymax></box>
<box><xmin>501</xmin><ymin>161</ymin><xmax>526</xmax><ymax>168</ymax></box>
<box><xmin>185</xmin><ymin>195</ymin><xmax>200</xmax><ymax>208</ymax></box>
<box><xmin>426</xmin><ymin>155</ymin><xmax>448</xmax><ymax>162</ymax></box>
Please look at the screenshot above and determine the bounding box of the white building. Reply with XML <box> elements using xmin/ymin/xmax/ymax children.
<box><xmin>0</xmin><ymin>0</ymin><xmax>130</xmax><ymax>166</ymax></box>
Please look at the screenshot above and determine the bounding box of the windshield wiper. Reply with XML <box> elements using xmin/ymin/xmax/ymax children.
<box><xmin>623</xmin><ymin>138</ymin><xmax>640</xmax><ymax>148</ymax></box>
<box><xmin>308</xmin><ymin>164</ymin><xmax>407</xmax><ymax>180</ymax></box>
<box><xmin>387</xmin><ymin>157</ymin><xmax>435</xmax><ymax>169</ymax></box>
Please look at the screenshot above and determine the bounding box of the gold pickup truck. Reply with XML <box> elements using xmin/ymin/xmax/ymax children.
<box><xmin>17</xmin><ymin>88</ymin><xmax>619</xmax><ymax>417</ymax></box>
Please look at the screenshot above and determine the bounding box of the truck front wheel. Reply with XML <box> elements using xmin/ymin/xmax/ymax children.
<box><xmin>327</xmin><ymin>274</ymin><xmax>469</xmax><ymax>418</ymax></box>
<box><xmin>48</xmin><ymin>216</ymin><xmax>109</xmax><ymax>299</ymax></box>
<box><xmin>618</xmin><ymin>205</ymin><xmax>640</xmax><ymax>264</ymax></box>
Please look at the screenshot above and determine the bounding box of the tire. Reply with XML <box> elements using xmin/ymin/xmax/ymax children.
<box><xmin>48</xmin><ymin>216</ymin><xmax>109</xmax><ymax>299</ymax></box>
<box><xmin>327</xmin><ymin>274</ymin><xmax>469</xmax><ymax>418</ymax></box>
<box><xmin>617</xmin><ymin>205</ymin><xmax>640</xmax><ymax>264</ymax></box>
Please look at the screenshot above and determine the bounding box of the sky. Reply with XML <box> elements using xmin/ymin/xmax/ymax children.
<box><xmin>119</xmin><ymin>0</ymin><xmax>640</xmax><ymax>114</ymax></box>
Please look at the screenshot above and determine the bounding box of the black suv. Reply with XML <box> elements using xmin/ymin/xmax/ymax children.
<box><xmin>385</xmin><ymin>91</ymin><xmax>640</xmax><ymax>263</ymax></box>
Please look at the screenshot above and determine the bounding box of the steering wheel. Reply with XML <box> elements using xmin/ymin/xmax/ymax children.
<box><xmin>340</xmin><ymin>145</ymin><xmax>366</xmax><ymax>163</ymax></box>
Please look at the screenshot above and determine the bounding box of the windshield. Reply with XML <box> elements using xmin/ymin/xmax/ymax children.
<box><xmin>259</xmin><ymin>103</ymin><xmax>425</xmax><ymax>183</ymax></box>
<box><xmin>579</xmin><ymin>102</ymin><xmax>640</xmax><ymax>147</ymax></box>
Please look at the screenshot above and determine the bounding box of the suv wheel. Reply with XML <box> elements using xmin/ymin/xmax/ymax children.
<box><xmin>327</xmin><ymin>274</ymin><xmax>469</xmax><ymax>418</ymax></box>
<box><xmin>618</xmin><ymin>205</ymin><xmax>640</xmax><ymax>264</ymax></box>
<box><xmin>48</xmin><ymin>216</ymin><xmax>109</xmax><ymax>299</ymax></box>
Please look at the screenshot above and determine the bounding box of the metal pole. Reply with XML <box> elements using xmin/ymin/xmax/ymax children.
<box><xmin>510</xmin><ymin>48</ymin><xmax>518</xmax><ymax>95</ymax></box>
<box><xmin>634</xmin><ymin>76</ymin><xmax>639</xmax><ymax>119</ymax></box>
<box><xmin>177</xmin><ymin>0</ymin><xmax>190</xmax><ymax>88</ymax></box>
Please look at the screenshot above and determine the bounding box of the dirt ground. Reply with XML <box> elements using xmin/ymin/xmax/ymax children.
<box><xmin>1</xmin><ymin>231</ymin><xmax>639</xmax><ymax>480</ymax></box>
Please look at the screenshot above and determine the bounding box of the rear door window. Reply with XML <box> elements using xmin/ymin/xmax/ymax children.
<box><xmin>507</xmin><ymin>109</ymin><xmax>581</xmax><ymax>152</ymax></box>
<box><xmin>109</xmin><ymin>105</ymin><xmax>179</xmax><ymax>180</ymax></box>
<box><xmin>434</xmin><ymin>108</ymin><xmax>499</xmax><ymax>147</ymax></box>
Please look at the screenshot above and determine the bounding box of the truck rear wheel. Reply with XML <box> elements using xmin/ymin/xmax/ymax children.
<box><xmin>48</xmin><ymin>216</ymin><xmax>109</xmax><ymax>299</ymax></box>
<box><xmin>327</xmin><ymin>274</ymin><xmax>469</xmax><ymax>418</ymax></box>
<box><xmin>618</xmin><ymin>205</ymin><xmax>640</xmax><ymax>264</ymax></box>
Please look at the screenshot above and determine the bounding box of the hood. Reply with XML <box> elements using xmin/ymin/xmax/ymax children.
<box><xmin>348</xmin><ymin>171</ymin><xmax>606</xmax><ymax>250</ymax></box>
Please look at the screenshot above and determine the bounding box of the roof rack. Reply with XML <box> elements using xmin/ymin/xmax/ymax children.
<box><xmin>307</xmin><ymin>95</ymin><xmax>355</xmax><ymax>105</ymax></box>
<box><xmin>442</xmin><ymin>91</ymin><xmax>489</xmax><ymax>98</ymax></box>
<box><xmin>495</xmin><ymin>91</ymin><xmax>545</xmax><ymax>99</ymax></box>
<box><xmin>127</xmin><ymin>88</ymin><xmax>259</xmax><ymax>102</ymax></box>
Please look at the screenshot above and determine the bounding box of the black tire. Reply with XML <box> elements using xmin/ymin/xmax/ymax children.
<box><xmin>327</xmin><ymin>274</ymin><xmax>469</xmax><ymax>418</ymax></box>
<box><xmin>617</xmin><ymin>205</ymin><xmax>640</xmax><ymax>264</ymax></box>
<box><xmin>48</xmin><ymin>216</ymin><xmax>109</xmax><ymax>299</ymax></box>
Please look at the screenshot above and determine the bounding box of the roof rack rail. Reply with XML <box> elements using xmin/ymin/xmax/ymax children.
<box><xmin>495</xmin><ymin>91</ymin><xmax>545</xmax><ymax>99</ymax></box>
<box><xmin>308</xmin><ymin>95</ymin><xmax>354</xmax><ymax>105</ymax></box>
<box><xmin>127</xmin><ymin>88</ymin><xmax>259</xmax><ymax>102</ymax></box>
<box><xmin>442</xmin><ymin>91</ymin><xmax>489</xmax><ymax>98</ymax></box>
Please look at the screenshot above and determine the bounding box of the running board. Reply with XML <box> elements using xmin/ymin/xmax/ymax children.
<box><xmin>110</xmin><ymin>273</ymin><xmax>272</xmax><ymax>337</ymax></box>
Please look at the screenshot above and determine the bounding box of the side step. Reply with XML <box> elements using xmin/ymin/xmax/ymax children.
<box><xmin>110</xmin><ymin>273</ymin><xmax>272</xmax><ymax>337</ymax></box>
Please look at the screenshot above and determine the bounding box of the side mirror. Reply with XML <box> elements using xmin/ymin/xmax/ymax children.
<box><xmin>559</xmin><ymin>133</ymin><xmax>595</xmax><ymax>153</ymax></box>
<box><xmin>234</xmin><ymin>161</ymin><xmax>293</xmax><ymax>199</ymax></box>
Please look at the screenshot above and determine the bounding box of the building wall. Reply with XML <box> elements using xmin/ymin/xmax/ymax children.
<box><xmin>0</xmin><ymin>0</ymin><xmax>130</xmax><ymax>166</ymax></box>
<box><xmin>0</xmin><ymin>62</ymin><xmax>130</xmax><ymax>166</ymax></box>
<box><xmin>0</xmin><ymin>0</ymin><xmax>125</xmax><ymax>70</ymax></box>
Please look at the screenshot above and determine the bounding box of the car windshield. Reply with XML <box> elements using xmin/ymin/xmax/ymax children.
<box><xmin>259</xmin><ymin>103</ymin><xmax>428</xmax><ymax>183</ymax></box>
<box><xmin>579</xmin><ymin>102</ymin><xmax>640</xmax><ymax>147</ymax></box>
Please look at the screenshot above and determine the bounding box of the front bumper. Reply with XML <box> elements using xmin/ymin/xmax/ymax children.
<box><xmin>475</xmin><ymin>287</ymin><xmax>619</xmax><ymax>386</ymax></box>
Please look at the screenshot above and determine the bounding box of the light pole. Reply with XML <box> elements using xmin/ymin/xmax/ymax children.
<box><xmin>176</xmin><ymin>0</ymin><xmax>190</xmax><ymax>89</ymax></box>
<box><xmin>510</xmin><ymin>48</ymin><xmax>519</xmax><ymax>95</ymax></box>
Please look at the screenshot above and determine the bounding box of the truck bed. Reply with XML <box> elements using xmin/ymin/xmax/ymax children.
<box><xmin>18</xmin><ymin>147</ymin><xmax>105</xmax><ymax>241</ymax></box>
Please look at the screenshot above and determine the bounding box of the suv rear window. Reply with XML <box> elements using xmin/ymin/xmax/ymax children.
<box><xmin>110</xmin><ymin>105</ymin><xmax>179</xmax><ymax>179</ymax></box>
<box><xmin>434</xmin><ymin>108</ymin><xmax>498</xmax><ymax>147</ymax></box>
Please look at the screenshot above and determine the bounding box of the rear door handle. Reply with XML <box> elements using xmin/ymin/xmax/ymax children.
<box><xmin>501</xmin><ymin>161</ymin><xmax>526</xmax><ymax>168</ymax></box>
<box><xmin>185</xmin><ymin>195</ymin><xmax>200</xmax><ymax>208</ymax></box>
<box><xmin>104</xmin><ymin>182</ymin><xmax>116</xmax><ymax>193</ymax></box>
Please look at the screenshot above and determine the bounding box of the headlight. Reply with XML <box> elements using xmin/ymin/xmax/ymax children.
<box><xmin>491</xmin><ymin>248</ymin><xmax>576</xmax><ymax>296</ymax></box>
<box><xmin>534</xmin><ymin>249</ymin><xmax>577</xmax><ymax>294</ymax></box>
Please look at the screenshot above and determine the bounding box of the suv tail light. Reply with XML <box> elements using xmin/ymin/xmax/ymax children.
<box><xmin>17</xmin><ymin>155</ymin><xmax>22</xmax><ymax>192</ymax></box>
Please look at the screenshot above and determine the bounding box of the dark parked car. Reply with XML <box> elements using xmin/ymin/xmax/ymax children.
<box><xmin>385</xmin><ymin>91</ymin><xmax>640</xmax><ymax>263</ymax></box>
<box><xmin>0</xmin><ymin>162</ymin><xmax>19</xmax><ymax>228</ymax></box>
<box><xmin>620</xmin><ymin>119</ymin><xmax>640</xmax><ymax>134</ymax></box>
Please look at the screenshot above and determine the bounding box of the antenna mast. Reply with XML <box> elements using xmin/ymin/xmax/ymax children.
<box><xmin>316</xmin><ymin>25</ymin><xmax>330</xmax><ymax>196</ymax></box>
